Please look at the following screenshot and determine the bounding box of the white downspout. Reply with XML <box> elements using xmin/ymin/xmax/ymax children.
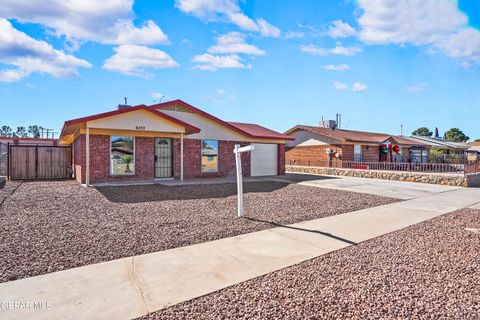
<box><xmin>85</xmin><ymin>126</ymin><xmax>90</xmax><ymax>186</ymax></box>
<box><xmin>180</xmin><ymin>132</ymin><xmax>184</xmax><ymax>181</ymax></box>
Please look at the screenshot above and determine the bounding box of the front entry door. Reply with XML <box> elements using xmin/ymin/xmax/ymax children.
<box><xmin>155</xmin><ymin>138</ymin><xmax>173</xmax><ymax>178</ymax></box>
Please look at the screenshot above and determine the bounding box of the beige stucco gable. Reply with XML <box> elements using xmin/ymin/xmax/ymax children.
<box><xmin>87</xmin><ymin>109</ymin><xmax>186</xmax><ymax>133</ymax></box>
<box><xmin>160</xmin><ymin>109</ymin><xmax>286</xmax><ymax>143</ymax></box>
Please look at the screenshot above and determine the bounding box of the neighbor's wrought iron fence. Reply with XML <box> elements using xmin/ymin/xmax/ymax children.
<box><xmin>287</xmin><ymin>159</ymin><xmax>469</xmax><ymax>174</ymax></box>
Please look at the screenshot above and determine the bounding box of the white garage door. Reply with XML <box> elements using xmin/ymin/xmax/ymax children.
<box><xmin>251</xmin><ymin>143</ymin><xmax>278</xmax><ymax>176</ymax></box>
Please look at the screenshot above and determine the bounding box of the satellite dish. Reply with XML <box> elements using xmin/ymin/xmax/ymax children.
<box><xmin>326</xmin><ymin>148</ymin><xmax>333</xmax><ymax>154</ymax></box>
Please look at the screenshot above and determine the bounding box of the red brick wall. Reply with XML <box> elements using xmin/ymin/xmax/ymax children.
<box><xmin>286</xmin><ymin>144</ymin><xmax>343</xmax><ymax>163</ymax></box>
<box><xmin>286</xmin><ymin>144</ymin><xmax>382</xmax><ymax>163</ymax></box>
<box><xmin>277</xmin><ymin>144</ymin><xmax>285</xmax><ymax>175</ymax></box>
<box><xmin>173</xmin><ymin>139</ymin><xmax>251</xmax><ymax>179</ymax></box>
<box><xmin>89</xmin><ymin>135</ymin><xmax>154</xmax><ymax>183</ymax></box>
<box><xmin>362</xmin><ymin>145</ymin><xmax>380</xmax><ymax>162</ymax></box>
<box><xmin>72</xmin><ymin>134</ymin><xmax>154</xmax><ymax>184</ymax></box>
<box><xmin>342</xmin><ymin>145</ymin><xmax>354</xmax><ymax>161</ymax></box>
<box><xmin>72</xmin><ymin>135</ymin><xmax>286</xmax><ymax>183</ymax></box>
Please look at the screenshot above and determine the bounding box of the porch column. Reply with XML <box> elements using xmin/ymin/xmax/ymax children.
<box><xmin>180</xmin><ymin>132</ymin><xmax>184</xmax><ymax>181</ymax></box>
<box><xmin>85</xmin><ymin>126</ymin><xmax>90</xmax><ymax>186</ymax></box>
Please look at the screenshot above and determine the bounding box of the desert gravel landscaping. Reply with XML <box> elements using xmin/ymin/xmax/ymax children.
<box><xmin>0</xmin><ymin>180</ymin><xmax>398</xmax><ymax>282</ymax></box>
<box><xmin>142</xmin><ymin>208</ymin><xmax>480</xmax><ymax>320</ymax></box>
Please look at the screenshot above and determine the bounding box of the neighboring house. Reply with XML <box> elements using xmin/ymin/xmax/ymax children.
<box><xmin>284</xmin><ymin>125</ymin><xmax>424</xmax><ymax>164</ymax></box>
<box><xmin>466</xmin><ymin>142</ymin><xmax>480</xmax><ymax>162</ymax></box>
<box><xmin>58</xmin><ymin>99</ymin><xmax>293</xmax><ymax>184</ymax></box>
<box><xmin>407</xmin><ymin>135</ymin><xmax>469</xmax><ymax>163</ymax></box>
<box><xmin>407</xmin><ymin>135</ymin><xmax>469</xmax><ymax>154</ymax></box>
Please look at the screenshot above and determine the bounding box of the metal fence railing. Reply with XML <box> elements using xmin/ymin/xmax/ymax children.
<box><xmin>287</xmin><ymin>159</ymin><xmax>470</xmax><ymax>174</ymax></box>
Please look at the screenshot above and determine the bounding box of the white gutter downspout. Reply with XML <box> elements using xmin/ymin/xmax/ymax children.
<box><xmin>180</xmin><ymin>132</ymin><xmax>184</xmax><ymax>181</ymax></box>
<box><xmin>85</xmin><ymin>126</ymin><xmax>90</xmax><ymax>186</ymax></box>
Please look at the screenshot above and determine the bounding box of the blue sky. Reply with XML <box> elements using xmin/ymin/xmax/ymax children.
<box><xmin>1</xmin><ymin>0</ymin><xmax>479</xmax><ymax>140</ymax></box>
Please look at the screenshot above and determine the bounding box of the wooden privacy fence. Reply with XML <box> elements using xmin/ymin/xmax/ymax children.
<box><xmin>9</xmin><ymin>145</ymin><xmax>73</xmax><ymax>180</ymax></box>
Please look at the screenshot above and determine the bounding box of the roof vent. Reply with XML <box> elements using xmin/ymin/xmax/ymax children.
<box><xmin>319</xmin><ymin>120</ymin><xmax>337</xmax><ymax>129</ymax></box>
<box><xmin>117</xmin><ymin>97</ymin><xmax>130</xmax><ymax>110</ymax></box>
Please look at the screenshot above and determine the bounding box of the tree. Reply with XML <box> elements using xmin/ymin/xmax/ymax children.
<box><xmin>434</xmin><ymin>127</ymin><xmax>440</xmax><ymax>139</ymax></box>
<box><xmin>28</xmin><ymin>125</ymin><xmax>41</xmax><ymax>138</ymax></box>
<box><xmin>412</xmin><ymin>127</ymin><xmax>433</xmax><ymax>137</ymax></box>
<box><xmin>428</xmin><ymin>148</ymin><xmax>444</xmax><ymax>163</ymax></box>
<box><xmin>0</xmin><ymin>126</ymin><xmax>13</xmax><ymax>137</ymax></box>
<box><xmin>444</xmin><ymin>128</ymin><xmax>469</xmax><ymax>142</ymax></box>
<box><xmin>475</xmin><ymin>139</ymin><xmax>480</xmax><ymax>142</ymax></box>
<box><xmin>15</xmin><ymin>126</ymin><xmax>28</xmax><ymax>138</ymax></box>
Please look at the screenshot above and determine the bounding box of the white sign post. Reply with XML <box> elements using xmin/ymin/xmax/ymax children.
<box><xmin>234</xmin><ymin>144</ymin><xmax>255</xmax><ymax>217</ymax></box>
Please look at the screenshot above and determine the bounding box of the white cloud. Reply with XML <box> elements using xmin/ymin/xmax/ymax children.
<box><xmin>227</xmin><ymin>12</ymin><xmax>259</xmax><ymax>31</ymax></box>
<box><xmin>285</xmin><ymin>31</ymin><xmax>304</xmax><ymax>39</ymax></box>
<box><xmin>352</xmin><ymin>82</ymin><xmax>368</xmax><ymax>92</ymax></box>
<box><xmin>330</xmin><ymin>46</ymin><xmax>363</xmax><ymax>56</ymax></box>
<box><xmin>332</xmin><ymin>80</ymin><xmax>349</xmax><ymax>91</ymax></box>
<box><xmin>256</xmin><ymin>18</ymin><xmax>281</xmax><ymax>38</ymax></box>
<box><xmin>0</xmin><ymin>19</ymin><xmax>91</xmax><ymax>82</ymax></box>
<box><xmin>300</xmin><ymin>44</ymin><xmax>362</xmax><ymax>56</ymax></box>
<box><xmin>201</xmin><ymin>88</ymin><xmax>236</xmax><ymax>104</ymax></box>
<box><xmin>321</xmin><ymin>64</ymin><xmax>350</xmax><ymax>71</ymax></box>
<box><xmin>356</xmin><ymin>0</ymin><xmax>480</xmax><ymax>66</ymax></box>
<box><xmin>175</xmin><ymin>0</ymin><xmax>281</xmax><ymax>37</ymax></box>
<box><xmin>103</xmin><ymin>45</ymin><xmax>179</xmax><ymax>77</ymax></box>
<box><xmin>0</xmin><ymin>0</ymin><xmax>169</xmax><ymax>46</ymax></box>
<box><xmin>151</xmin><ymin>92</ymin><xmax>164</xmax><ymax>99</ymax></box>
<box><xmin>299</xmin><ymin>44</ymin><xmax>329</xmax><ymax>56</ymax></box>
<box><xmin>208</xmin><ymin>32</ymin><xmax>265</xmax><ymax>55</ymax></box>
<box><xmin>192</xmin><ymin>53</ymin><xmax>248</xmax><ymax>71</ymax></box>
<box><xmin>406</xmin><ymin>82</ymin><xmax>429</xmax><ymax>93</ymax></box>
<box><xmin>328</xmin><ymin>20</ymin><xmax>356</xmax><ymax>38</ymax></box>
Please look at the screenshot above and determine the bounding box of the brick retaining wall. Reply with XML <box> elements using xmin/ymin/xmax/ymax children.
<box><xmin>286</xmin><ymin>165</ymin><xmax>480</xmax><ymax>187</ymax></box>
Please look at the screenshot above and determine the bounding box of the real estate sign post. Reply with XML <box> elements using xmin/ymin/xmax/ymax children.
<box><xmin>234</xmin><ymin>144</ymin><xmax>255</xmax><ymax>217</ymax></box>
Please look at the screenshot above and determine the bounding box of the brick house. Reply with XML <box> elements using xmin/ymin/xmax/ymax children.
<box><xmin>284</xmin><ymin>125</ymin><xmax>424</xmax><ymax>165</ymax></box>
<box><xmin>59</xmin><ymin>99</ymin><xmax>292</xmax><ymax>185</ymax></box>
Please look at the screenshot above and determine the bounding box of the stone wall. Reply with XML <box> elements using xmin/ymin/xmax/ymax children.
<box><xmin>287</xmin><ymin>165</ymin><xmax>480</xmax><ymax>187</ymax></box>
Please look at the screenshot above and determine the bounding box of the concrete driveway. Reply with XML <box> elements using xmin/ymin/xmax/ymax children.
<box><xmin>265</xmin><ymin>173</ymin><xmax>461</xmax><ymax>200</ymax></box>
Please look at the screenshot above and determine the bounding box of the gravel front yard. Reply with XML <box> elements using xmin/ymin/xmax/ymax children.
<box><xmin>142</xmin><ymin>208</ymin><xmax>480</xmax><ymax>320</ymax></box>
<box><xmin>0</xmin><ymin>180</ymin><xmax>398</xmax><ymax>283</ymax></box>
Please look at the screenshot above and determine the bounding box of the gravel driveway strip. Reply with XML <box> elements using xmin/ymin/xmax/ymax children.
<box><xmin>141</xmin><ymin>209</ymin><xmax>480</xmax><ymax>320</ymax></box>
<box><xmin>0</xmin><ymin>180</ymin><xmax>398</xmax><ymax>283</ymax></box>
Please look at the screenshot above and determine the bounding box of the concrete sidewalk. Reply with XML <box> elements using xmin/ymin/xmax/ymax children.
<box><xmin>1</xmin><ymin>188</ymin><xmax>479</xmax><ymax>320</ymax></box>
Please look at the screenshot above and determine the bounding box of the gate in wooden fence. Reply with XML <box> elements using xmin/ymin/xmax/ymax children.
<box><xmin>9</xmin><ymin>145</ymin><xmax>72</xmax><ymax>180</ymax></box>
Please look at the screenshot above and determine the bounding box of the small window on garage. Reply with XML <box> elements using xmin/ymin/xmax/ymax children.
<box><xmin>111</xmin><ymin>136</ymin><xmax>135</xmax><ymax>175</ymax></box>
<box><xmin>201</xmin><ymin>140</ymin><xmax>218</xmax><ymax>172</ymax></box>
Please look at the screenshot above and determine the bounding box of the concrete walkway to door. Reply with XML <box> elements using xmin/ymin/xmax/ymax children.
<box><xmin>0</xmin><ymin>180</ymin><xmax>479</xmax><ymax>320</ymax></box>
